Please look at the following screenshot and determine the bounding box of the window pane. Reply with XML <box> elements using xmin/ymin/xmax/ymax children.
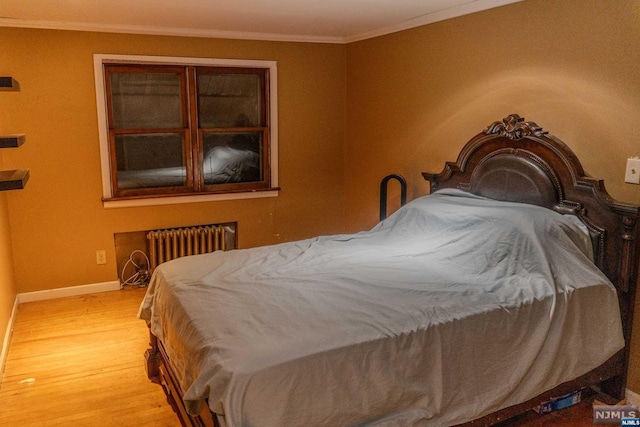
<box><xmin>110</xmin><ymin>73</ymin><xmax>182</xmax><ymax>129</ymax></box>
<box><xmin>115</xmin><ymin>133</ymin><xmax>186</xmax><ymax>190</ymax></box>
<box><xmin>198</xmin><ymin>74</ymin><xmax>262</xmax><ymax>128</ymax></box>
<box><xmin>202</xmin><ymin>132</ymin><xmax>263</xmax><ymax>184</ymax></box>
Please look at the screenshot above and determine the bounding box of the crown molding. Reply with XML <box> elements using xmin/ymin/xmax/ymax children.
<box><xmin>0</xmin><ymin>0</ymin><xmax>521</xmax><ymax>44</ymax></box>
<box><xmin>344</xmin><ymin>0</ymin><xmax>522</xmax><ymax>43</ymax></box>
<box><xmin>0</xmin><ymin>17</ymin><xmax>345</xmax><ymax>44</ymax></box>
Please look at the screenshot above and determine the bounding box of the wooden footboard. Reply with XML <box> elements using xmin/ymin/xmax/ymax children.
<box><xmin>145</xmin><ymin>327</ymin><xmax>219</xmax><ymax>427</ymax></box>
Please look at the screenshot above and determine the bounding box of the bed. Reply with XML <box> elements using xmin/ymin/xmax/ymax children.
<box><xmin>139</xmin><ymin>114</ymin><xmax>639</xmax><ymax>426</ymax></box>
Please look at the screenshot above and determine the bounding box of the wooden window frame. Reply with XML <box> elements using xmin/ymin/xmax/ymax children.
<box><xmin>194</xmin><ymin>66</ymin><xmax>270</xmax><ymax>194</ymax></box>
<box><xmin>94</xmin><ymin>54</ymin><xmax>279</xmax><ymax>208</ymax></box>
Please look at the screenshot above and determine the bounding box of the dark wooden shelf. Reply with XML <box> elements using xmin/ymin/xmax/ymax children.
<box><xmin>0</xmin><ymin>169</ymin><xmax>30</xmax><ymax>191</ymax></box>
<box><xmin>0</xmin><ymin>77</ymin><xmax>20</xmax><ymax>91</ymax></box>
<box><xmin>0</xmin><ymin>134</ymin><xmax>25</xmax><ymax>148</ymax></box>
<box><xmin>1</xmin><ymin>76</ymin><xmax>28</xmax><ymax>190</ymax></box>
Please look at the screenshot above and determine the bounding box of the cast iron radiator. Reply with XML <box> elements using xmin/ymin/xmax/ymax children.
<box><xmin>146</xmin><ymin>224</ymin><xmax>231</xmax><ymax>272</ymax></box>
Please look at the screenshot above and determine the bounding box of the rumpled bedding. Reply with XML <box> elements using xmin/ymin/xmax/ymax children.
<box><xmin>139</xmin><ymin>189</ymin><xmax>623</xmax><ymax>426</ymax></box>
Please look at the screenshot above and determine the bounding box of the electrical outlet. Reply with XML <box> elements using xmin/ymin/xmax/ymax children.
<box><xmin>96</xmin><ymin>250</ymin><xmax>107</xmax><ymax>265</ymax></box>
<box><xmin>625</xmin><ymin>157</ymin><xmax>640</xmax><ymax>184</ymax></box>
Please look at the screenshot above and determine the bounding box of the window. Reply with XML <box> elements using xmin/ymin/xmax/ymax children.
<box><xmin>94</xmin><ymin>55</ymin><xmax>278</xmax><ymax>207</ymax></box>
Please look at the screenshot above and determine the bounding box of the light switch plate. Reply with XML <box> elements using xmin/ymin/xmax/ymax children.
<box><xmin>625</xmin><ymin>157</ymin><xmax>640</xmax><ymax>184</ymax></box>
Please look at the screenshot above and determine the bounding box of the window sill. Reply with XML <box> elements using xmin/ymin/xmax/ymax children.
<box><xmin>102</xmin><ymin>188</ymin><xmax>279</xmax><ymax>209</ymax></box>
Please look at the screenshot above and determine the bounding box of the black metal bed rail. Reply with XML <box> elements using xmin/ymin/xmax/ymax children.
<box><xmin>379</xmin><ymin>174</ymin><xmax>407</xmax><ymax>221</ymax></box>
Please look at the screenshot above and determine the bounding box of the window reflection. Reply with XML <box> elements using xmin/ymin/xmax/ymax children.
<box><xmin>110</xmin><ymin>73</ymin><xmax>182</xmax><ymax>129</ymax></box>
<box><xmin>115</xmin><ymin>133</ymin><xmax>186</xmax><ymax>190</ymax></box>
<box><xmin>198</xmin><ymin>74</ymin><xmax>262</xmax><ymax>128</ymax></box>
<box><xmin>203</xmin><ymin>132</ymin><xmax>263</xmax><ymax>184</ymax></box>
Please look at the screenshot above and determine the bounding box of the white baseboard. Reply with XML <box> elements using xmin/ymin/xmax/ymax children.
<box><xmin>17</xmin><ymin>280</ymin><xmax>121</xmax><ymax>303</ymax></box>
<box><xmin>0</xmin><ymin>296</ymin><xmax>18</xmax><ymax>377</ymax></box>
<box><xmin>627</xmin><ymin>388</ymin><xmax>640</xmax><ymax>406</ymax></box>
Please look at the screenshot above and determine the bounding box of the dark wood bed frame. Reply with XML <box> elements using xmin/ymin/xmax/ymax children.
<box><xmin>145</xmin><ymin>114</ymin><xmax>639</xmax><ymax>427</ymax></box>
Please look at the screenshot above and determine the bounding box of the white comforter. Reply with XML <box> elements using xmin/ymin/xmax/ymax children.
<box><xmin>139</xmin><ymin>189</ymin><xmax>623</xmax><ymax>426</ymax></box>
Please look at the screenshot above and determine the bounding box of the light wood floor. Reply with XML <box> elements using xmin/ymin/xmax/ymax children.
<box><xmin>0</xmin><ymin>287</ymin><xmax>179</xmax><ymax>427</ymax></box>
<box><xmin>0</xmin><ymin>287</ymin><xmax>599</xmax><ymax>426</ymax></box>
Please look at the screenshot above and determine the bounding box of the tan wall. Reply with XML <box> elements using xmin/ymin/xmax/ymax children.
<box><xmin>346</xmin><ymin>0</ymin><xmax>640</xmax><ymax>227</ymax></box>
<box><xmin>0</xmin><ymin>171</ymin><xmax>17</xmax><ymax>356</ymax></box>
<box><xmin>0</xmin><ymin>94</ymin><xmax>18</xmax><ymax>359</ymax></box>
<box><xmin>345</xmin><ymin>0</ymin><xmax>640</xmax><ymax>393</ymax></box>
<box><xmin>0</xmin><ymin>27</ymin><xmax>346</xmax><ymax>294</ymax></box>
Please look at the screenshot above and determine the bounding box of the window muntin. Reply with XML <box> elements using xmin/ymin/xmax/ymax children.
<box><xmin>102</xmin><ymin>61</ymin><xmax>272</xmax><ymax>200</ymax></box>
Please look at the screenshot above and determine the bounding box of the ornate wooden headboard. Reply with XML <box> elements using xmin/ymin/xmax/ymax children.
<box><xmin>422</xmin><ymin>114</ymin><xmax>639</xmax><ymax>399</ymax></box>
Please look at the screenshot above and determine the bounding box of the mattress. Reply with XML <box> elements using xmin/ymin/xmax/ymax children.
<box><xmin>138</xmin><ymin>189</ymin><xmax>623</xmax><ymax>426</ymax></box>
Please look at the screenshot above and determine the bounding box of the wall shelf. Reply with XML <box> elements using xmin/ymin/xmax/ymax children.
<box><xmin>0</xmin><ymin>170</ymin><xmax>29</xmax><ymax>191</ymax></box>
<box><xmin>0</xmin><ymin>77</ymin><xmax>20</xmax><ymax>91</ymax></box>
<box><xmin>0</xmin><ymin>134</ymin><xmax>26</xmax><ymax>148</ymax></box>
<box><xmin>1</xmin><ymin>76</ymin><xmax>29</xmax><ymax>190</ymax></box>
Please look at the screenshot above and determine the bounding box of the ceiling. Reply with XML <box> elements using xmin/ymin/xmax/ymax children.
<box><xmin>0</xmin><ymin>0</ymin><xmax>521</xmax><ymax>44</ymax></box>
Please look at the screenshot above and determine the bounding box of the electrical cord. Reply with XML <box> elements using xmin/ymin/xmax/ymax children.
<box><xmin>120</xmin><ymin>250</ymin><xmax>151</xmax><ymax>289</ymax></box>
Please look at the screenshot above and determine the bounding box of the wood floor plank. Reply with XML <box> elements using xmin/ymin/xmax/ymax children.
<box><xmin>0</xmin><ymin>287</ymin><xmax>180</xmax><ymax>427</ymax></box>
